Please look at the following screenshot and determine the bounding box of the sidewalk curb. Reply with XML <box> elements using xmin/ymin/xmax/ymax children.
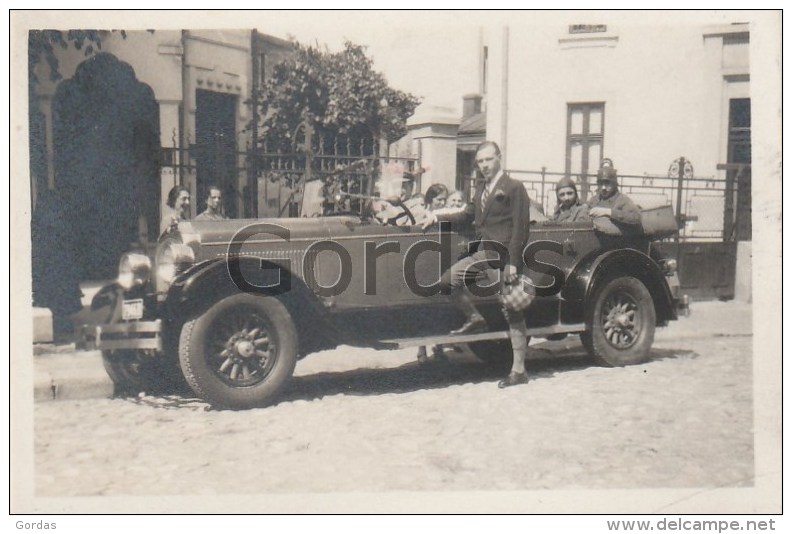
<box><xmin>34</xmin><ymin>350</ymin><xmax>114</xmax><ymax>403</ymax></box>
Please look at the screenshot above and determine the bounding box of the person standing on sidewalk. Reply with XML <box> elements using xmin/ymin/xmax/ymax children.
<box><xmin>160</xmin><ymin>185</ymin><xmax>191</xmax><ymax>238</ymax></box>
<box><xmin>195</xmin><ymin>185</ymin><xmax>228</xmax><ymax>221</ymax></box>
<box><xmin>416</xmin><ymin>183</ymin><xmax>451</xmax><ymax>364</ymax></box>
<box><xmin>422</xmin><ymin>141</ymin><xmax>532</xmax><ymax>388</ymax></box>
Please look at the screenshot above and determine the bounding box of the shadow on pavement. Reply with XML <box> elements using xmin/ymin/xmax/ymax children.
<box><xmin>116</xmin><ymin>345</ymin><xmax>700</xmax><ymax>410</ymax></box>
<box><xmin>276</xmin><ymin>346</ymin><xmax>698</xmax><ymax>404</ymax></box>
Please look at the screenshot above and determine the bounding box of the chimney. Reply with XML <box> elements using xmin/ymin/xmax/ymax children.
<box><xmin>462</xmin><ymin>94</ymin><xmax>482</xmax><ymax>118</ymax></box>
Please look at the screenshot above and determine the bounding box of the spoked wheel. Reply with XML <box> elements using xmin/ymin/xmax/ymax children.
<box><xmin>92</xmin><ymin>283</ymin><xmax>183</xmax><ymax>396</ymax></box>
<box><xmin>179</xmin><ymin>293</ymin><xmax>297</xmax><ymax>409</ymax></box>
<box><xmin>601</xmin><ymin>291</ymin><xmax>641</xmax><ymax>349</ymax></box>
<box><xmin>205</xmin><ymin>310</ymin><xmax>277</xmax><ymax>387</ymax></box>
<box><xmin>581</xmin><ymin>276</ymin><xmax>656</xmax><ymax>367</ymax></box>
<box><xmin>102</xmin><ymin>349</ymin><xmax>183</xmax><ymax>396</ymax></box>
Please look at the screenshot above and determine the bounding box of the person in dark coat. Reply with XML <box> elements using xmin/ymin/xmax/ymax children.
<box><xmin>586</xmin><ymin>160</ymin><xmax>642</xmax><ymax>234</ymax></box>
<box><xmin>423</xmin><ymin>141</ymin><xmax>532</xmax><ymax>388</ymax></box>
<box><xmin>552</xmin><ymin>176</ymin><xmax>589</xmax><ymax>223</ymax></box>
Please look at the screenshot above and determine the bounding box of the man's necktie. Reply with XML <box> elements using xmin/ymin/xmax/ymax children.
<box><xmin>480</xmin><ymin>186</ymin><xmax>489</xmax><ymax>208</ymax></box>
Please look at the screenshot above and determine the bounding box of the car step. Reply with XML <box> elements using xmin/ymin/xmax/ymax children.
<box><xmin>380</xmin><ymin>324</ymin><xmax>585</xmax><ymax>349</ymax></box>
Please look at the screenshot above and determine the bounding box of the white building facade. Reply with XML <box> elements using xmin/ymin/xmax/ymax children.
<box><xmin>483</xmin><ymin>22</ymin><xmax>750</xmax><ymax>243</ymax></box>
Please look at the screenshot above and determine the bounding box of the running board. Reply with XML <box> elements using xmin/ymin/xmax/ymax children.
<box><xmin>380</xmin><ymin>323</ymin><xmax>586</xmax><ymax>350</ymax></box>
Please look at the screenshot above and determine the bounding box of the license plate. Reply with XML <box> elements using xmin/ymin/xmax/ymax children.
<box><xmin>122</xmin><ymin>299</ymin><xmax>144</xmax><ymax>320</ymax></box>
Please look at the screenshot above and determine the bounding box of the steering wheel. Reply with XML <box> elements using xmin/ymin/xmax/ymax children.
<box><xmin>326</xmin><ymin>211</ymin><xmax>362</xmax><ymax>218</ymax></box>
<box><xmin>388</xmin><ymin>200</ymin><xmax>416</xmax><ymax>226</ymax></box>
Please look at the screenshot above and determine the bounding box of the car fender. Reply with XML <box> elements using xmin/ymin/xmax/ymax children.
<box><xmin>561</xmin><ymin>248</ymin><xmax>675</xmax><ymax>325</ymax></box>
<box><xmin>165</xmin><ymin>257</ymin><xmax>335</xmax><ymax>351</ymax></box>
<box><xmin>169</xmin><ymin>256</ymin><xmax>314</xmax><ymax>307</ymax></box>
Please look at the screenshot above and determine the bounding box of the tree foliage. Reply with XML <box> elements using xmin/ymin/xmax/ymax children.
<box><xmin>28</xmin><ymin>30</ymin><xmax>128</xmax><ymax>86</ymax></box>
<box><xmin>256</xmin><ymin>41</ymin><xmax>421</xmax><ymax>152</ymax></box>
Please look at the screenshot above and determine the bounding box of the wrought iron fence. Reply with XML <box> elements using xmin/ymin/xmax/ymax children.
<box><xmin>491</xmin><ymin>167</ymin><xmax>745</xmax><ymax>242</ymax></box>
<box><xmin>255</xmin><ymin>134</ymin><xmax>419</xmax><ymax>218</ymax></box>
<box><xmin>160</xmin><ymin>132</ymin><xmax>420</xmax><ymax>219</ymax></box>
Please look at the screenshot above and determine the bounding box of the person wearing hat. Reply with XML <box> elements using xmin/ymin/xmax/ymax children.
<box><xmin>586</xmin><ymin>163</ymin><xmax>641</xmax><ymax>231</ymax></box>
<box><xmin>552</xmin><ymin>176</ymin><xmax>589</xmax><ymax>223</ymax></box>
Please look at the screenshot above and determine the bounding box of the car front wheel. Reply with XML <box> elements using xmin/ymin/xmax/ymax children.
<box><xmin>179</xmin><ymin>293</ymin><xmax>298</xmax><ymax>409</ymax></box>
<box><xmin>92</xmin><ymin>284</ymin><xmax>183</xmax><ymax>396</ymax></box>
<box><xmin>581</xmin><ymin>276</ymin><xmax>656</xmax><ymax>367</ymax></box>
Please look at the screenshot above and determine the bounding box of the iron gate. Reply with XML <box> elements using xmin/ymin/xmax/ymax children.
<box><xmin>505</xmin><ymin>161</ymin><xmax>751</xmax><ymax>300</ymax></box>
<box><xmin>161</xmin><ymin>128</ymin><xmax>420</xmax><ymax>220</ymax></box>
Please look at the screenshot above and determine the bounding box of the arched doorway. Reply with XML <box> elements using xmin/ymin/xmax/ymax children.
<box><xmin>52</xmin><ymin>53</ymin><xmax>160</xmax><ymax>280</ymax></box>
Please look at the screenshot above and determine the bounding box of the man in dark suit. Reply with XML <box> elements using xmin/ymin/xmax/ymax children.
<box><xmin>423</xmin><ymin>141</ymin><xmax>532</xmax><ymax>388</ymax></box>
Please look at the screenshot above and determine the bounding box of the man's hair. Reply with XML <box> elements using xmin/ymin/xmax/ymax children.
<box><xmin>166</xmin><ymin>185</ymin><xmax>190</xmax><ymax>208</ymax></box>
<box><xmin>206</xmin><ymin>185</ymin><xmax>222</xmax><ymax>198</ymax></box>
<box><xmin>475</xmin><ymin>140</ymin><xmax>502</xmax><ymax>157</ymax></box>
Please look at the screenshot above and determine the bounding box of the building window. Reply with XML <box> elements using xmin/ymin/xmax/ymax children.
<box><xmin>565</xmin><ymin>102</ymin><xmax>605</xmax><ymax>195</ymax></box>
<box><xmin>255</xmin><ymin>52</ymin><xmax>266</xmax><ymax>88</ymax></box>
<box><xmin>728</xmin><ymin>98</ymin><xmax>751</xmax><ymax>164</ymax></box>
<box><xmin>724</xmin><ymin>97</ymin><xmax>751</xmax><ymax>241</ymax></box>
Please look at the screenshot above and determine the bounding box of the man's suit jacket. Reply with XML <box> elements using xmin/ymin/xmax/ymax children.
<box><xmin>438</xmin><ymin>172</ymin><xmax>531</xmax><ymax>269</ymax></box>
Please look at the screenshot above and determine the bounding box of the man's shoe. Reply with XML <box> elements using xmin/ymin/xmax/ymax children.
<box><xmin>449</xmin><ymin>315</ymin><xmax>487</xmax><ymax>336</ymax></box>
<box><xmin>498</xmin><ymin>371</ymin><xmax>529</xmax><ymax>389</ymax></box>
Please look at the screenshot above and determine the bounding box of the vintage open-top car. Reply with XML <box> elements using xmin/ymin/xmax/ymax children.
<box><xmin>79</xmin><ymin>199</ymin><xmax>689</xmax><ymax>409</ymax></box>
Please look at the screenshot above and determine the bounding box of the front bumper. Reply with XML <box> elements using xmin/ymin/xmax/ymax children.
<box><xmin>666</xmin><ymin>272</ymin><xmax>691</xmax><ymax>318</ymax></box>
<box><xmin>676</xmin><ymin>294</ymin><xmax>691</xmax><ymax>317</ymax></box>
<box><xmin>76</xmin><ymin>320</ymin><xmax>162</xmax><ymax>351</ymax></box>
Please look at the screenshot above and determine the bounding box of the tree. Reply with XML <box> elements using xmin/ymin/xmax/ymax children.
<box><xmin>255</xmin><ymin>40</ymin><xmax>421</xmax><ymax>153</ymax></box>
<box><xmin>28</xmin><ymin>29</ymin><xmax>128</xmax><ymax>86</ymax></box>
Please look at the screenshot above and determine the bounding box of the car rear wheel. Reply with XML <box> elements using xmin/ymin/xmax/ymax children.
<box><xmin>582</xmin><ymin>276</ymin><xmax>656</xmax><ymax>367</ymax></box>
<box><xmin>179</xmin><ymin>293</ymin><xmax>298</xmax><ymax>409</ymax></box>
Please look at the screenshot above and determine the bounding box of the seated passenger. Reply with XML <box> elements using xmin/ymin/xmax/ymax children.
<box><xmin>586</xmin><ymin>161</ymin><xmax>641</xmax><ymax>234</ymax></box>
<box><xmin>429</xmin><ymin>185</ymin><xmax>465</xmax><ymax>216</ymax></box>
<box><xmin>447</xmin><ymin>190</ymin><xmax>464</xmax><ymax>209</ymax></box>
<box><xmin>424</xmin><ymin>183</ymin><xmax>449</xmax><ymax>211</ymax></box>
<box><xmin>415</xmin><ymin>183</ymin><xmax>454</xmax><ymax>363</ymax></box>
<box><xmin>551</xmin><ymin>176</ymin><xmax>589</xmax><ymax>223</ymax></box>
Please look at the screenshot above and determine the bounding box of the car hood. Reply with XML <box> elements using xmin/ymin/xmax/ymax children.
<box><xmin>176</xmin><ymin>216</ymin><xmax>362</xmax><ymax>247</ymax></box>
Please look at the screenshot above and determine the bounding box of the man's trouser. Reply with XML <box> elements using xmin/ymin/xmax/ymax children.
<box><xmin>440</xmin><ymin>250</ymin><xmax>529</xmax><ymax>356</ymax></box>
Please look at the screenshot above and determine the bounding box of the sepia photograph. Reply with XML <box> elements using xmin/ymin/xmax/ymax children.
<box><xmin>9</xmin><ymin>8</ymin><xmax>782</xmax><ymax>519</ymax></box>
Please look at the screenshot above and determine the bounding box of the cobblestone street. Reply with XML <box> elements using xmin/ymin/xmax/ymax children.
<box><xmin>29</xmin><ymin>301</ymin><xmax>762</xmax><ymax>511</ymax></box>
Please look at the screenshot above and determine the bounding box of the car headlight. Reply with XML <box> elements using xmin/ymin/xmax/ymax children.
<box><xmin>118</xmin><ymin>253</ymin><xmax>152</xmax><ymax>290</ymax></box>
<box><xmin>155</xmin><ymin>242</ymin><xmax>195</xmax><ymax>291</ymax></box>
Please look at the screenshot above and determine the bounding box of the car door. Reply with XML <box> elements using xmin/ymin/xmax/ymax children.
<box><xmin>522</xmin><ymin>221</ymin><xmax>599</xmax><ymax>327</ymax></box>
<box><xmin>313</xmin><ymin>216</ymin><xmax>399</xmax><ymax>309</ymax></box>
<box><xmin>377</xmin><ymin>221</ymin><xmax>472</xmax><ymax>306</ymax></box>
